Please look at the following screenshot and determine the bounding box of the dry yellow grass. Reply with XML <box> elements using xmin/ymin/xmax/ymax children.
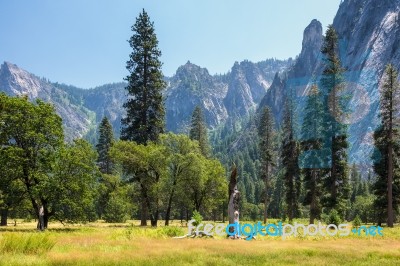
<box><xmin>0</xmin><ymin>220</ymin><xmax>399</xmax><ymax>265</ymax></box>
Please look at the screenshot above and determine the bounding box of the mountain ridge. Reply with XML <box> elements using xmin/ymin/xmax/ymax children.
<box><xmin>0</xmin><ymin>57</ymin><xmax>292</xmax><ymax>140</ymax></box>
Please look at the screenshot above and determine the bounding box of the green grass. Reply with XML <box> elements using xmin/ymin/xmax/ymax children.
<box><xmin>0</xmin><ymin>232</ymin><xmax>55</xmax><ymax>255</ymax></box>
<box><xmin>0</xmin><ymin>220</ymin><xmax>399</xmax><ymax>265</ymax></box>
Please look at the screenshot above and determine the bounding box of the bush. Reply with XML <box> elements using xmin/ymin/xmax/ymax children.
<box><xmin>0</xmin><ymin>233</ymin><xmax>55</xmax><ymax>254</ymax></box>
<box><xmin>353</xmin><ymin>215</ymin><xmax>362</xmax><ymax>228</ymax></box>
<box><xmin>325</xmin><ymin>209</ymin><xmax>342</xmax><ymax>226</ymax></box>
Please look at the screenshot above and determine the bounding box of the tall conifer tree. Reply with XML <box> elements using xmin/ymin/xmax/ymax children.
<box><xmin>320</xmin><ymin>25</ymin><xmax>350</xmax><ymax>219</ymax></box>
<box><xmin>300</xmin><ymin>84</ymin><xmax>324</xmax><ymax>224</ymax></box>
<box><xmin>121</xmin><ymin>9</ymin><xmax>166</xmax><ymax>144</ymax></box>
<box><xmin>96</xmin><ymin>117</ymin><xmax>114</xmax><ymax>174</ymax></box>
<box><xmin>258</xmin><ymin>107</ymin><xmax>275</xmax><ymax>223</ymax></box>
<box><xmin>120</xmin><ymin>9</ymin><xmax>166</xmax><ymax>226</ymax></box>
<box><xmin>372</xmin><ymin>64</ymin><xmax>400</xmax><ymax>227</ymax></box>
<box><xmin>282</xmin><ymin>98</ymin><xmax>300</xmax><ymax>222</ymax></box>
<box><xmin>189</xmin><ymin>106</ymin><xmax>211</xmax><ymax>157</ymax></box>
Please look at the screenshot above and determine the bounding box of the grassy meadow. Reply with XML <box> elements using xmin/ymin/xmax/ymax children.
<box><xmin>0</xmin><ymin>220</ymin><xmax>399</xmax><ymax>265</ymax></box>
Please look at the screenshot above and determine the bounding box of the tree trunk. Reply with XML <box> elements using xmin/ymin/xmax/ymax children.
<box><xmin>331</xmin><ymin>136</ymin><xmax>337</xmax><ymax>206</ymax></box>
<box><xmin>309</xmin><ymin>169</ymin><xmax>316</xmax><ymax>224</ymax></box>
<box><xmin>147</xmin><ymin>201</ymin><xmax>159</xmax><ymax>227</ymax></box>
<box><xmin>140</xmin><ymin>197</ymin><xmax>148</xmax><ymax>226</ymax></box>
<box><xmin>150</xmin><ymin>210</ymin><xmax>158</xmax><ymax>227</ymax></box>
<box><xmin>165</xmin><ymin>203</ymin><xmax>172</xmax><ymax>226</ymax></box>
<box><xmin>263</xmin><ymin>163</ymin><xmax>269</xmax><ymax>224</ymax></box>
<box><xmin>387</xmin><ymin>86</ymin><xmax>394</xmax><ymax>228</ymax></box>
<box><xmin>144</xmin><ymin>193</ymin><xmax>158</xmax><ymax>227</ymax></box>
<box><xmin>228</xmin><ymin>165</ymin><xmax>239</xmax><ymax>236</ymax></box>
<box><xmin>331</xmin><ymin>81</ymin><xmax>338</xmax><ymax>208</ymax></box>
<box><xmin>164</xmin><ymin>186</ymin><xmax>176</xmax><ymax>226</ymax></box>
<box><xmin>387</xmin><ymin>141</ymin><xmax>394</xmax><ymax>227</ymax></box>
<box><xmin>37</xmin><ymin>205</ymin><xmax>45</xmax><ymax>231</ymax></box>
<box><xmin>0</xmin><ymin>208</ymin><xmax>8</xmax><ymax>226</ymax></box>
<box><xmin>44</xmin><ymin>207</ymin><xmax>49</xmax><ymax>229</ymax></box>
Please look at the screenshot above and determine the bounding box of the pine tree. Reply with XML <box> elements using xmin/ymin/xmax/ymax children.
<box><xmin>372</xmin><ymin>127</ymin><xmax>391</xmax><ymax>225</ymax></box>
<box><xmin>300</xmin><ymin>84</ymin><xmax>324</xmax><ymax>224</ymax></box>
<box><xmin>189</xmin><ymin>106</ymin><xmax>211</xmax><ymax>157</ymax></box>
<box><xmin>120</xmin><ymin>9</ymin><xmax>166</xmax><ymax>227</ymax></box>
<box><xmin>121</xmin><ymin>9</ymin><xmax>166</xmax><ymax>144</ymax></box>
<box><xmin>96</xmin><ymin>117</ymin><xmax>114</xmax><ymax>174</ymax></box>
<box><xmin>320</xmin><ymin>25</ymin><xmax>350</xmax><ymax>219</ymax></box>
<box><xmin>350</xmin><ymin>163</ymin><xmax>361</xmax><ymax>203</ymax></box>
<box><xmin>258</xmin><ymin>107</ymin><xmax>275</xmax><ymax>223</ymax></box>
<box><xmin>372</xmin><ymin>64</ymin><xmax>400</xmax><ymax>227</ymax></box>
<box><xmin>269</xmin><ymin>169</ymin><xmax>285</xmax><ymax>219</ymax></box>
<box><xmin>282</xmin><ymin>98</ymin><xmax>301</xmax><ymax>223</ymax></box>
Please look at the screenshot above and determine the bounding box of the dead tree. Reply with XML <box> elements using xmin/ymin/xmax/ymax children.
<box><xmin>228</xmin><ymin>164</ymin><xmax>240</xmax><ymax>237</ymax></box>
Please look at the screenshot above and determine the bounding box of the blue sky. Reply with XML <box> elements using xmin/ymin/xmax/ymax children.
<box><xmin>0</xmin><ymin>0</ymin><xmax>341</xmax><ymax>88</ymax></box>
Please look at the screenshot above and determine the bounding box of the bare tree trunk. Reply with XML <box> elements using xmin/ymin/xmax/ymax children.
<box><xmin>228</xmin><ymin>164</ymin><xmax>240</xmax><ymax>236</ymax></box>
<box><xmin>37</xmin><ymin>205</ymin><xmax>45</xmax><ymax>231</ymax></box>
<box><xmin>0</xmin><ymin>208</ymin><xmax>8</xmax><ymax>226</ymax></box>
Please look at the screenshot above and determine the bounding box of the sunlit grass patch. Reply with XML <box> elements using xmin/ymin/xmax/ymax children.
<box><xmin>0</xmin><ymin>232</ymin><xmax>55</xmax><ymax>255</ymax></box>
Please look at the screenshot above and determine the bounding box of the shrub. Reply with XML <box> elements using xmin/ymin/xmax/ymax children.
<box><xmin>353</xmin><ymin>215</ymin><xmax>362</xmax><ymax>228</ymax></box>
<box><xmin>325</xmin><ymin>209</ymin><xmax>342</xmax><ymax>226</ymax></box>
<box><xmin>191</xmin><ymin>210</ymin><xmax>203</xmax><ymax>227</ymax></box>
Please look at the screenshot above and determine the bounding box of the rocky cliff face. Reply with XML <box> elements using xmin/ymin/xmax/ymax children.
<box><xmin>0</xmin><ymin>62</ymin><xmax>95</xmax><ymax>141</ymax></box>
<box><xmin>257</xmin><ymin>0</ymin><xmax>400</xmax><ymax>170</ymax></box>
<box><xmin>259</xmin><ymin>19</ymin><xmax>323</xmax><ymax>122</ymax></box>
<box><xmin>165</xmin><ymin>59</ymin><xmax>291</xmax><ymax>132</ymax></box>
<box><xmin>224</xmin><ymin>59</ymin><xmax>288</xmax><ymax>118</ymax></box>
<box><xmin>165</xmin><ymin>61</ymin><xmax>228</xmax><ymax>132</ymax></box>
<box><xmin>332</xmin><ymin>0</ymin><xmax>400</xmax><ymax>167</ymax></box>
